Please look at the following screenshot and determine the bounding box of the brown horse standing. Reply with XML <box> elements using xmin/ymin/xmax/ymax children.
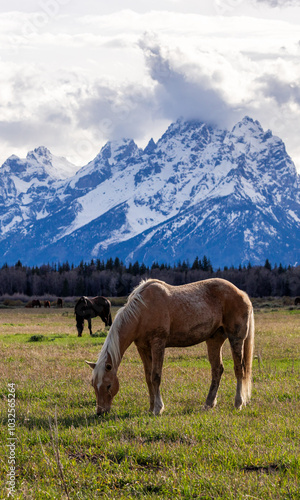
<box><xmin>86</xmin><ymin>278</ymin><xmax>255</xmax><ymax>416</ymax></box>
<box><xmin>75</xmin><ymin>296</ymin><xmax>112</xmax><ymax>336</ymax></box>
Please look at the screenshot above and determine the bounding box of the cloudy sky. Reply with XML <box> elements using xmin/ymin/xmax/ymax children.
<box><xmin>1</xmin><ymin>0</ymin><xmax>300</xmax><ymax>171</ymax></box>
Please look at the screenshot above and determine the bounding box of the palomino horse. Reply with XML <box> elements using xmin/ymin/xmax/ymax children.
<box><xmin>86</xmin><ymin>278</ymin><xmax>254</xmax><ymax>416</ymax></box>
<box><xmin>75</xmin><ymin>296</ymin><xmax>112</xmax><ymax>336</ymax></box>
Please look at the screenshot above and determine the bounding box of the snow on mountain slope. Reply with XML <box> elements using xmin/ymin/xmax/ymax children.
<box><xmin>0</xmin><ymin>116</ymin><xmax>299</xmax><ymax>267</ymax></box>
<box><xmin>1</xmin><ymin>147</ymin><xmax>78</xmax><ymax>187</ymax></box>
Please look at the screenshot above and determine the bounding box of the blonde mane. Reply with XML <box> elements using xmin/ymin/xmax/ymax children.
<box><xmin>93</xmin><ymin>280</ymin><xmax>149</xmax><ymax>386</ymax></box>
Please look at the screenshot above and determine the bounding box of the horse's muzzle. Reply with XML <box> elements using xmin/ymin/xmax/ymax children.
<box><xmin>96</xmin><ymin>406</ymin><xmax>110</xmax><ymax>416</ymax></box>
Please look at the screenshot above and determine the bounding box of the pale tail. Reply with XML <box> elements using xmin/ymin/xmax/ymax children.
<box><xmin>243</xmin><ymin>308</ymin><xmax>255</xmax><ymax>402</ymax></box>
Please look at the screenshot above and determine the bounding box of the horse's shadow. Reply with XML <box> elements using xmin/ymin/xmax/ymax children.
<box><xmin>11</xmin><ymin>407</ymin><xmax>142</xmax><ymax>431</ymax></box>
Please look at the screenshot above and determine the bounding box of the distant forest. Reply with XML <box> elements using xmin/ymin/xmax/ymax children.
<box><xmin>0</xmin><ymin>256</ymin><xmax>299</xmax><ymax>299</ymax></box>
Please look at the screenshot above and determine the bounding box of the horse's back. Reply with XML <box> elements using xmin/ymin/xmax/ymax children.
<box><xmin>140</xmin><ymin>278</ymin><xmax>251</xmax><ymax>311</ymax></box>
<box><xmin>137</xmin><ymin>278</ymin><xmax>252</xmax><ymax>347</ymax></box>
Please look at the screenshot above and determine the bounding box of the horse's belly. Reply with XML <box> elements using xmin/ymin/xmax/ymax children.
<box><xmin>166</xmin><ymin>322</ymin><xmax>216</xmax><ymax>348</ymax></box>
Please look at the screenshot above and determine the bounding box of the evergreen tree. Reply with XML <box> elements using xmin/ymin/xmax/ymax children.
<box><xmin>106</xmin><ymin>258</ymin><xmax>114</xmax><ymax>271</ymax></box>
<box><xmin>132</xmin><ymin>261</ymin><xmax>140</xmax><ymax>276</ymax></box>
<box><xmin>202</xmin><ymin>255</ymin><xmax>209</xmax><ymax>272</ymax></box>
<box><xmin>264</xmin><ymin>259</ymin><xmax>272</xmax><ymax>271</ymax></box>
<box><xmin>192</xmin><ymin>257</ymin><xmax>200</xmax><ymax>270</ymax></box>
<box><xmin>114</xmin><ymin>257</ymin><xmax>121</xmax><ymax>270</ymax></box>
<box><xmin>140</xmin><ymin>263</ymin><xmax>147</xmax><ymax>274</ymax></box>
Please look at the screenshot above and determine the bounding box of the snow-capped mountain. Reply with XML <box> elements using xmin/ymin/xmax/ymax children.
<box><xmin>0</xmin><ymin>116</ymin><xmax>299</xmax><ymax>268</ymax></box>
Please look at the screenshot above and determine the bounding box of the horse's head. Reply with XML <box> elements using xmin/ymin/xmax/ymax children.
<box><xmin>75</xmin><ymin>297</ymin><xmax>88</xmax><ymax>336</ymax></box>
<box><xmin>76</xmin><ymin>314</ymin><xmax>84</xmax><ymax>336</ymax></box>
<box><xmin>86</xmin><ymin>358</ymin><xmax>119</xmax><ymax>415</ymax></box>
<box><xmin>107</xmin><ymin>312</ymin><xmax>112</xmax><ymax>327</ymax></box>
<box><xmin>100</xmin><ymin>299</ymin><xmax>112</xmax><ymax>327</ymax></box>
<box><xmin>76</xmin><ymin>296</ymin><xmax>88</xmax><ymax>311</ymax></box>
<box><xmin>102</xmin><ymin>311</ymin><xmax>112</xmax><ymax>327</ymax></box>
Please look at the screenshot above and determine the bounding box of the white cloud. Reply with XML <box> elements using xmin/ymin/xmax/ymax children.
<box><xmin>254</xmin><ymin>0</ymin><xmax>299</xmax><ymax>6</ymax></box>
<box><xmin>0</xmin><ymin>5</ymin><xmax>299</xmax><ymax>172</ymax></box>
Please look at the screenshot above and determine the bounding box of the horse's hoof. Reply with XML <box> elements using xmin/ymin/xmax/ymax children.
<box><xmin>234</xmin><ymin>398</ymin><xmax>244</xmax><ymax>410</ymax></box>
<box><xmin>153</xmin><ymin>404</ymin><xmax>164</xmax><ymax>416</ymax></box>
<box><xmin>204</xmin><ymin>400</ymin><xmax>217</xmax><ymax>410</ymax></box>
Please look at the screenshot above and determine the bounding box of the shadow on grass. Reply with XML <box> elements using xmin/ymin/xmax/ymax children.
<box><xmin>68</xmin><ymin>449</ymin><xmax>164</xmax><ymax>470</ymax></box>
<box><xmin>242</xmin><ymin>463</ymin><xmax>289</xmax><ymax>474</ymax></box>
<box><xmin>2</xmin><ymin>407</ymin><xmax>146</xmax><ymax>431</ymax></box>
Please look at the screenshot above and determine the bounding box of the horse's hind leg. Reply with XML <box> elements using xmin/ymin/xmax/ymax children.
<box><xmin>228</xmin><ymin>336</ymin><xmax>247</xmax><ymax>410</ymax></box>
<box><xmin>205</xmin><ymin>330</ymin><xmax>226</xmax><ymax>409</ymax></box>
<box><xmin>88</xmin><ymin>318</ymin><xmax>92</xmax><ymax>336</ymax></box>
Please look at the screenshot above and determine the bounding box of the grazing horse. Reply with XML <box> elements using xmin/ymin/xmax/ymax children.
<box><xmin>57</xmin><ymin>298</ymin><xmax>63</xmax><ymax>308</ymax></box>
<box><xmin>86</xmin><ymin>278</ymin><xmax>255</xmax><ymax>416</ymax></box>
<box><xmin>32</xmin><ymin>299</ymin><xmax>41</xmax><ymax>308</ymax></box>
<box><xmin>75</xmin><ymin>296</ymin><xmax>112</xmax><ymax>336</ymax></box>
<box><xmin>295</xmin><ymin>297</ymin><xmax>300</xmax><ymax>306</ymax></box>
<box><xmin>44</xmin><ymin>300</ymin><xmax>50</xmax><ymax>308</ymax></box>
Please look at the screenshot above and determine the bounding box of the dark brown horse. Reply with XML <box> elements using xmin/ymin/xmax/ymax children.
<box><xmin>86</xmin><ymin>278</ymin><xmax>254</xmax><ymax>416</ymax></box>
<box><xmin>295</xmin><ymin>297</ymin><xmax>300</xmax><ymax>306</ymax></box>
<box><xmin>32</xmin><ymin>299</ymin><xmax>41</xmax><ymax>308</ymax></box>
<box><xmin>75</xmin><ymin>296</ymin><xmax>112</xmax><ymax>336</ymax></box>
<box><xmin>44</xmin><ymin>300</ymin><xmax>50</xmax><ymax>308</ymax></box>
<box><xmin>57</xmin><ymin>298</ymin><xmax>63</xmax><ymax>308</ymax></box>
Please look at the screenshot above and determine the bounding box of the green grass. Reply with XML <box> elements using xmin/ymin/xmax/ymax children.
<box><xmin>0</xmin><ymin>307</ymin><xmax>299</xmax><ymax>499</ymax></box>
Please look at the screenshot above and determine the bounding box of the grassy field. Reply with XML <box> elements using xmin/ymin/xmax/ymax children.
<box><xmin>0</xmin><ymin>303</ymin><xmax>299</xmax><ymax>499</ymax></box>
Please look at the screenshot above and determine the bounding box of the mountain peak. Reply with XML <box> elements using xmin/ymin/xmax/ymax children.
<box><xmin>101</xmin><ymin>139</ymin><xmax>140</xmax><ymax>165</ymax></box>
<box><xmin>0</xmin><ymin>116</ymin><xmax>299</xmax><ymax>267</ymax></box>
<box><xmin>144</xmin><ymin>138</ymin><xmax>156</xmax><ymax>155</ymax></box>
<box><xmin>26</xmin><ymin>146</ymin><xmax>52</xmax><ymax>164</ymax></box>
<box><xmin>31</xmin><ymin>145</ymin><xmax>51</xmax><ymax>156</ymax></box>
<box><xmin>231</xmin><ymin>116</ymin><xmax>264</xmax><ymax>137</ymax></box>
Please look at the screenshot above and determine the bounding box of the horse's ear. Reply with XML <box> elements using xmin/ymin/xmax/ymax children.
<box><xmin>85</xmin><ymin>361</ymin><xmax>96</xmax><ymax>370</ymax></box>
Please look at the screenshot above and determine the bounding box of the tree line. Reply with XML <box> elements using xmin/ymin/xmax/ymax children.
<box><xmin>0</xmin><ymin>256</ymin><xmax>299</xmax><ymax>299</ymax></box>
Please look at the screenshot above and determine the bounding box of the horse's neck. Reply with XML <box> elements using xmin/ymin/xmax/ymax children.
<box><xmin>119</xmin><ymin>325</ymin><xmax>136</xmax><ymax>359</ymax></box>
<box><xmin>114</xmin><ymin>315</ymin><xmax>139</xmax><ymax>362</ymax></box>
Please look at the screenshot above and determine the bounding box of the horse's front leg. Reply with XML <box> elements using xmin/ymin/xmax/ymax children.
<box><xmin>88</xmin><ymin>318</ymin><xmax>92</xmax><ymax>336</ymax></box>
<box><xmin>151</xmin><ymin>339</ymin><xmax>166</xmax><ymax>416</ymax></box>
<box><xmin>136</xmin><ymin>345</ymin><xmax>155</xmax><ymax>413</ymax></box>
